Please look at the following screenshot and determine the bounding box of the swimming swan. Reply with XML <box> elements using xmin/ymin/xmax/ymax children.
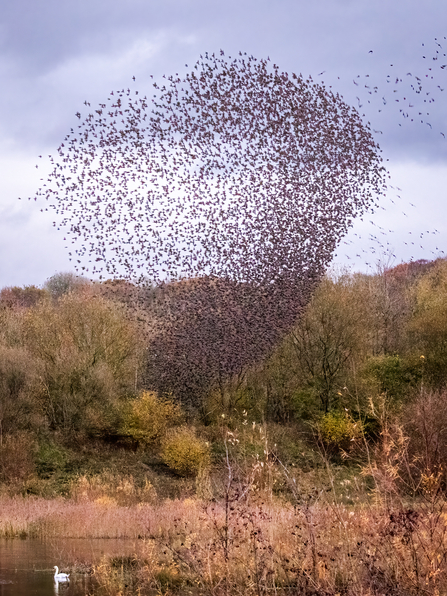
<box><xmin>53</xmin><ymin>566</ymin><xmax>69</xmax><ymax>581</ymax></box>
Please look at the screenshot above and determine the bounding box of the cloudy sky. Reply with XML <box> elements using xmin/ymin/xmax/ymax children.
<box><xmin>1</xmin><ymin>0</ymin><xmax>446</xmax><ymax>287</ymax></box>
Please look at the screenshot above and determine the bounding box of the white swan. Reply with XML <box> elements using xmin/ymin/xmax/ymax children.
<box><xmin>53</xmin><ymin>566</ymin><xmax>69</xmax><ymax>581</ymax></box>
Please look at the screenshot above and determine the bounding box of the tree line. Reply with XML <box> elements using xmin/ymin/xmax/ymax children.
<box><xmin>1</xmin><ymin>258</ymin><xmax>447</xmax><ymax>451</ymax></box>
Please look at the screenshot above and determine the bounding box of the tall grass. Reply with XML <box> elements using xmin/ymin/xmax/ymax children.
<box><xmin>0</xmin><ymin>496</ymin><xmax>212</xmax><ymax>539</ymax></box>
<box><xmin>86</xmin><ymin>497</ymin><xmax>447</xmax><ymax>595</ymax></box>
<box><xmin>3</xmin><ymin>489</ymin><xmax>447</xmax><ymax>594</ymax></box>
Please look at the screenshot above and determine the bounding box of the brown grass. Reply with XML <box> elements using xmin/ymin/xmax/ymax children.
<box><xmin>0</xmin><ymin>495</ymin><xmax>200</xmax><ymax>539</ymax></box>
<box><xmin>2</xmin><ymin>493</ymin><xmax>447</xmax><ymax>594</ymax></box>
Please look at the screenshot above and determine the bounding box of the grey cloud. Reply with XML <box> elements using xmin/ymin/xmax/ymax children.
<box><xmin>1</xmin><ymin>0</ymin><xmax>446</xmax><ymax>161</ymax></box>
<box><xmin>0</xmin><ymin>0</ymin><xmax>446</xmax><ymax>286</ymax></box>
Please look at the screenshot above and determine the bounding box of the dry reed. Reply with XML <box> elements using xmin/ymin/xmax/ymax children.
<box><xmin>3</xmin><ymin>493</ymin><xmax>447</xmax><ymax>594</ymax></box>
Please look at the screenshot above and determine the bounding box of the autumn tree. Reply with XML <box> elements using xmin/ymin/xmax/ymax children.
<box><xmin>44</xmin><ymin>271</ymin><xmax>90</xmax><ymax>300</ymax></box>
<box><xmin>289</xmin><ymin>273</ymin><xmax>371</xmax><ymax>413</ymax></box>
<box><xmin>0</xmin><ymin>285</ymin><xmax>47</xmax><ymax>309</ymax></box>
<box><xmin>23</xmin><ymin>292</ymin><xmax>140</xmax><ymax>434</ymax></box>
<box><xmin>408</xmin><ymin>258</ymin><xmax>447</xmax><ymax>388</ymax></box>
<box><xmin>0</xmin><ymin>345</ymin><xmax>39</xmax><ymax>443</ymax></box>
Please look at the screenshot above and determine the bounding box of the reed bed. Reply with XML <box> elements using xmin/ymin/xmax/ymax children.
<box><xmin>91</xmin><ymin>498</ymin><xmax>447</xmax><ymax>595</ymax></box>
<box><xmin>2</xmin><ymin>493</ymin><xmax>447</xmax><ymax>594</ymax></box>
<box><xmin>0</xmin><ymin>495</ymin><xmax>189</xmax><ymax>539</ymax></box>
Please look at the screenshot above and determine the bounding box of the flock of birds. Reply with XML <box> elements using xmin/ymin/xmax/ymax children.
<box><xmin>33</xmin><ymin>39</ymin><xmax>447</xmax><ymax>279</ymax></box>
<box><xmin>33</xmin><ymin>52</ymin><xmax>385</xmax><ymax>401</ymax></box>
<box><xmin>31</xmin><ymin>40</ymin><xmax>445</xmax><ymax>401</ymax></box>
<box><xmin>334</xmin><ymin>36</ymin><xmax>446</xmax><ymax>266</ymax></box>
<box><xmin>35</xmin><ymin>52</ymin><xmax>385</xmax><ymax>286</ymax></box>
<box><xmin>351</xmin><ymin>37</ymin><xmax>446</xmax><ymax>135</ymax></box>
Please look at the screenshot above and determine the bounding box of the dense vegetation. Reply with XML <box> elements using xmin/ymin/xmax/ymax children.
<box><xmin>2</xmin><ymin>260</ymin><xmax>447</xmax><ymax>594</ymax></box>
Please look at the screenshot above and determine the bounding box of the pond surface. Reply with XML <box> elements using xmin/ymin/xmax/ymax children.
<box><xmin>0</xmin><ymin>538</ymin><xmax>143</xmax><ymax>595</ymax></box>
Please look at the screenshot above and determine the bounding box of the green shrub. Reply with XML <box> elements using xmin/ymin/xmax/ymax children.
<box><xmin>317</xmin><ymin>411</ymin><xmax>363</xmax><ymax>453</ymax></box>
<box><xmin>36</xmin><ymin>441</ymin><xmax>70</xmax><ymax>478</ymax></box>
<box><xmin>362</xmin><ymin>354</ymin><xmax>422</xmax><ymax>402</ymax></box>
<box><xmin>120</xmin><ymin>391</ymin><xmax>183</xmax><ymax>447</ymax></box>
<box><xmin>160</xmin><ymin>427</ymin><xmax>210</xmax><ymax>477</ymax></box>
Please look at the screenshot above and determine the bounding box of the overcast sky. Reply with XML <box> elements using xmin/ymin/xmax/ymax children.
<box><xmin>1</xmin><ymin>0</ymin><xmax>446</xmax><ymax>287</ymax></box>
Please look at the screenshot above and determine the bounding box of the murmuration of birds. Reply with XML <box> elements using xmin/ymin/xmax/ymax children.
<box><xmin>353</xmin><ymin>36</ymin><xmax>446</xmax><ymax>137</ymax></box>
<box><xmin>326</xmin><ymin>36</ymin><xmax>446</xmax><ymax>267</ymax></box>
<box><xmin>34</xmin><ymin>52</ymin><xmax>387</xmax><ymax>405</ymax></box>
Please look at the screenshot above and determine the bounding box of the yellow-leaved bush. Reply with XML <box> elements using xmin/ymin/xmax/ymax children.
<box><xmin>120</xmin><ymin>391</ymin><xmax>183</xmax><ymax>447</ymax></box>
<box><xmin>317</xmin><ymin>411</ymin><xmax>363</xmax><ymax>452</ymax></box>
<box><xmin>160</xmin><ymin>427</ymin><xmax>210</xmax><ymax>477</ymax></box>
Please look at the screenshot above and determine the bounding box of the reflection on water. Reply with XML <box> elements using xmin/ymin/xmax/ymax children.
<box><xmin>53</xmin><ymin>577</ymin><xmax>70</xmax><ymax>595</ymax></box>
<box><xmin>0</xmin><ymin>537</ymin><xmax>143</xmax><ymax>595</ymax></box>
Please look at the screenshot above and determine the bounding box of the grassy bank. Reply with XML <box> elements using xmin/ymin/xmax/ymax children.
<box><xmin>2</xmin><ymin>389</ymin><xmax>447</xmax><ymax>593</ymax></box>
<box><xmin>2</xmin><ymin>430</ymin><xmax>447</xmax><ymax>596</ymax></box>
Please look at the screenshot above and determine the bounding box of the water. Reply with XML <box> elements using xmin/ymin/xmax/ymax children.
<box><xmin>0</xmin><ymin>538</ymin><xmax>143</xmax><ymax>595</ymax></box>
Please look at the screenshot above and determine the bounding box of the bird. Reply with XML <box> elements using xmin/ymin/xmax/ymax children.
<box><xmin>53</xmin><ymin>567</ymin><xmax>69</xmax><ymax>581</ymax></box>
